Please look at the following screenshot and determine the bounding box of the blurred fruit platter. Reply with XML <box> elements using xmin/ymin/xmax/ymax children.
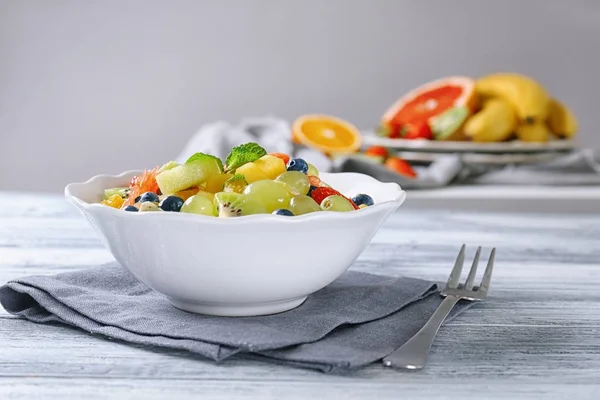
<box><xmin>285</xmin><ymin>71</ymin><xmax>579</xmax><ymax>180</ymax></box>
<box><xmin>364</xmin><ymin>72</ymin><xmax>578</xmax><ymax>153</ymax></box>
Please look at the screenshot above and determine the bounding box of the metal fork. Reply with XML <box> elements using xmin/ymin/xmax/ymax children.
<box><xmin>382</xmin><ymin>244</ymin><xmax>496</xmax><ymax>370</ymax></box>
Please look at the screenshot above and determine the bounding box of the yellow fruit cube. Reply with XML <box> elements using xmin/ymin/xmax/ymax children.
<box><xmin>174</xmin><ymin>188</ymin><xmax>201</xmax><ymax>201</ymax></box>
<box><xmin>236</xmin><ymin>162</ymin><xmax>270</xmax><ymax>183</ymax></box>
<box><xmin>253</xmin><ymin>155</ymin><xmax>286</xmax><ymax>179</ymax></box>
<box><xmin>204</xmin><ymin>173</ymin><xmax>233</xmax><ymax>193</ymax></box>
<box><xmin>102</xmin><ymin>194</ymin><xmax>125</xmax><ymax>209</ymax></box>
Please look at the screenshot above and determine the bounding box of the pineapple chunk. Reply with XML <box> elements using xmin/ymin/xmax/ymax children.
<box><xmin>102</xmin><ymin>194</ymin><xmax>125</xmax><ymax>209</ymax></box>
<box><xmin>174</xmin><ymin>187</ymin><xmax>200</xmax><ymax>201</ymax></box>
<box><xmin>156</xmin><ymin>158</ymin><xmax>222</xmax><ymax>195</ymax></box>
<box><xmin>236</xmin><ymin>162</ymin><xmax>270</xmax><ymax>183</ymax></box>
<box><xmin>253</xmin><ymin>155</ymin><xmax>286</xmax><ymax>179</ymax></box>
<box><xmin>204</xmin><ymin>173</ymin><xmax>233</xmax><ymax>193</ymax></box>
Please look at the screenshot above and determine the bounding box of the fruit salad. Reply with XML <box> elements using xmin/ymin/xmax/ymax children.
<box><xmin>100</xmin><ymin>142</ymin><xmax>375</xmax><ymax>217</ymax></box>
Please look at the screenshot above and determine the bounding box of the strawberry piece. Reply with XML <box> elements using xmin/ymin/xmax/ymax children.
<box><xmin>364</xmin><ymin>146</ymin><xmax>389</xmax><ymax>159</ymax></box>
<box><xmin>269</xmin><ymin>152</ymin><xmax>290</xmax><ymax>166</ymax></box>
<box><xmin>385</xmin><ymin>157</ymin><xmax>417</xmax><ymax>179</ymax></box>
<box><xmin>309</xmin><ymin>187</ymin><xmax>338</xmax><ymax>205</ymax></box>
<box><xmin>387</xmin><ymin>119</ymin><xmax>405</xmax><ymax>139</ymax></box>
<box><xmin>308</xmin><ymin>175</ymin><xmax>321</xmax><ymax>187</ymax></box>
<box><xmin>309</xmin><ymin>187</ymin><xmax>359</xmax><ymax>210</ymax></box>
<box><xmin>402</xmin><ymin>121</ymin><xmax>433</xmax><ymax>140</ymax></box>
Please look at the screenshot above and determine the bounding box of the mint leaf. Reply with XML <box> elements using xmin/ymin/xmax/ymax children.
<box><xmin>227</xmin><ymin>174</ymin><xmax>247</xmax><ymax>184</ymax></box>
<box><xmin>225</xmin><ymin>142</ymin><xmax>267</xmax><ymax>172</ymax></box>
<box><xmin>185</xmin><ymin>152</ymin><xmax>224</xmax><ymax>172</ymax></box>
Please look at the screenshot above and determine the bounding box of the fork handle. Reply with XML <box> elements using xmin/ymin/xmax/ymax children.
<box><xmin>383</xmin><ymin>295</ymin><xmax>461</xmax><ymax>370</ymax></box>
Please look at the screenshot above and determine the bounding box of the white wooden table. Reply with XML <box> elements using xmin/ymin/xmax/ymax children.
<box><xmin>1</xmin><ymin>192</ymin><xmax>599</xmax><ymax>399</ymax></box>
<box><xmin>404</xmin><ymin>185</ymin><xmax>600</xmax><ymax>214</ymax></box>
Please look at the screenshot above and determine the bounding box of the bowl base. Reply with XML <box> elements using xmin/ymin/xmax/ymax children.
<box><xmin>167</xmin><ymin>296</ymin><xmax>308</xmax><ymax>317</ymax></box>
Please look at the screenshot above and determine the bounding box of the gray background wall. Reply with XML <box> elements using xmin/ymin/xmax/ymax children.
<box><xmin>1</xmin><ymin>0</ymin><xmax>598</xmax><ymax>192</ymax></box>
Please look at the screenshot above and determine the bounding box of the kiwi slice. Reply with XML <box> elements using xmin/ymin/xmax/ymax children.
<box><xmin>223</xmin><ymin>174</ymin><xmax>248</xmax><ymax>194</ymax></box>
<box><xmin>213</xmin><ymin>192</ymin><xmax>266</xmax><ymax>218</ymax></box>
<box><xmin>430</xmin><ymin>106</ymin><xmax>470</xmax><ymax>141</ymax></box>
<box><xmin>104</xmin><ymin>187</ymin><xmax>130</xmax><ymax>200</ymax></box>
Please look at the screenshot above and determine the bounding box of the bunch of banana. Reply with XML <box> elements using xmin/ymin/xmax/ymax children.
<box><xmin>463</xmin><ymin>98</ymin><xmax>517</xmax><ymax>143</ymax></box>
<box><xmin>463</xmin><ymin>73</ymin><xmax>578</xmax><ymax>143</ymax></box>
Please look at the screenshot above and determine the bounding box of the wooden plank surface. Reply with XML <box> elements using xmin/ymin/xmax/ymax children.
<box><xmin>404</xmin><ymin>185</ymin><xmax>600</xmax><ymax>214</ymax></box>
<box><xmin>1</xmin><ymin>192</ymin><xmax>600</xmax><ymax>399</ymax></box>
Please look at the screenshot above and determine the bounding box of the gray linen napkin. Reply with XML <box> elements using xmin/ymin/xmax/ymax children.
<box><xmin>333</xmin><ymin>155</ymin><xmax>462</xmax><ymax>189</ymax></box>
<box><xmin>0</xmin><ymin>263</ymin><xmax>472</xmax><ymax>372</ymax></box>
<box><xmin>334</xmin><ymin>149</ymin><xmax>600</xmax><ymax>189</ymax></box>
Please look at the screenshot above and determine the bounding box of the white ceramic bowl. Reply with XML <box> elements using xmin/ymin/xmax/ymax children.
<box><xmin>65</xmin><ymin>171</ymin><xmax>406</xmax><ymax>316</ymax></box>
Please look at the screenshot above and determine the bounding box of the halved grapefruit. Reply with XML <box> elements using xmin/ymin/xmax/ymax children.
<box><xmin>381</xmin><ymin>76</ymin><xmax>477</xmax><ymax>140</ymax></box>
<box><xmin>292</xmin><ymin>114</ymin><xmax>362</xmax><ymax>154</ymax></box>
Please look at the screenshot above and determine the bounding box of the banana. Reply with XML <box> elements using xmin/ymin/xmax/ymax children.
<box><xmin>516</xmin><ymin>121</ymin><xmax>550</xmax><ymax>143</ymax></box>
<box><xmin>547</xmin><ymin>98</ymin><xmax>578</xmax><ymax>138</ymax></box>
<box><xmin>463</xmin><ymin>98</ymin><xmax>517</xmax><ymax>142</ymax></box>
<box><xmin>475</xmin><ymin>73</ymin><xmax>550</xmax><ymax>123</ymax></box>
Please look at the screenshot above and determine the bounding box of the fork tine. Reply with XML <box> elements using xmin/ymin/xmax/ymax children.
<box><xmin>446</xmin><ymin>244</ymin><xmax>466</xmax><ymax>289</ymax></box>
<box><xmin>464</xmin><ymin>246</ymin><xmax>481</xmax><ymax>290</ymax></box>
<box><xmin>479</xmin><ymin>248</ymin><xmax>496</xmax><ymax>293</ymax></box>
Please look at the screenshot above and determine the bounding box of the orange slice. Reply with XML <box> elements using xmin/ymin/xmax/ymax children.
<box><xmin>292</xmin><ymin>114</ymin><xmax>362</xmax><ymax>154</ymax></box>
<box><xmin>381</xmin><ymin>76</ymin><xmax>477</xmax><ymax>135</ymax></box>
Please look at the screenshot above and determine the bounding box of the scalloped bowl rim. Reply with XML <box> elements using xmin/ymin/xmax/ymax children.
<box><xmin>64</xmin><ymin>169</ymin><xmax>406</xmax><ymax>223</ymax></box>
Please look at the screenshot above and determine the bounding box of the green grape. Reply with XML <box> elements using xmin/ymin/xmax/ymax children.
<box><xmin>181</xmin><ymin>194</ymin><xmax>215</xmax><ymax>216</ymax></box>
<box><xmin>320</xmin><ymin>195</ymin><xmax>354</xmax><ymax>212</ymax></box>
<box><xmin>274</xmin><ymin>171</ymin><xmax>310</xmax><ymax>195</ymax></box>
<box><xmin>289</xmin><ymin>195</ymin><xmax>321</xmax><ymax>215</ymax></box>
<box><xmin>243</xmin><ymin>180</ymin><xmax>292</xmax><ymax>213</ymax></box>
<box><xmin>307</xmin><ymin>163</ymin><xmax>319</xmax><ymax>177</ymax></box>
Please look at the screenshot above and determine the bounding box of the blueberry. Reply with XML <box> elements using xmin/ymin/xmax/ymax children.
<box><xmin>159</xmin><ymin>195</ymin><xmax>184</xmax><ymax>212</ymax></box>
<box><xmin>123</xmin><ymin>205</ymin><xmax>138</xmax><ymax>212</ymax></box>
<box><xmin>139</xmin><ymin>192</ymin><xmax>160</xmax><ymax>203</ymax></box>
<box><xmin>273</xmin><ymin>209</ymin><xmax>294</xmax><ymax>216</ymax></box>
<box><xmin>134</xmin><ymin>196</ymin><xmax>141</xmax><ymax>203</ymax></box>
<box><xmin>286</xmin><ymin>158</ymin><xmax>308</xmax><ymax>174</ymax></box>
<box><xmin>351</xmin><ymin>193</ymin><xmax>374</xmax><ymax>207</ymax></box>
<box><xmin>307</xmin><ymin>185</ymin><xmax>318</xmax><ymax>197</ymax></box>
